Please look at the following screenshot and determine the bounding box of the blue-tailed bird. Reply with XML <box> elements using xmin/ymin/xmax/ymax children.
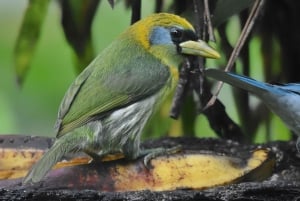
<box><xmin>23</xmin><ymin>13</ymin><xmax>220</xmax><ymax>184</ymax></box>
<box><xmin>206</xmin><ymin>68</ymin><xmax>300</xmax><ymax>152</ymax></box>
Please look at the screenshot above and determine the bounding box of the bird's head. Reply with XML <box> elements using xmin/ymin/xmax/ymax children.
<box><xmin>124</xmin><ymin>13</ymin><xmax>220</xmax><ymax>67</ymax></box>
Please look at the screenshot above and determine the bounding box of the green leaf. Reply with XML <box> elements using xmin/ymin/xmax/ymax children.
<box><xmin>60</xmin><ymin>0</ymin><xmax>100</xmax><ymax>73</ymax></box>
<box><xmin>14</xmin><ymin>0</ymin><xmax>50</xmax><ymax>85</ymax></box>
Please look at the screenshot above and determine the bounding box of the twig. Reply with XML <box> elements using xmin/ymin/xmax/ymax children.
<box><xmin>131</xmin><ymin>0</ymin><xmax>141</xmax><ymax>24</ymax></box>
<box><xmin>170</xmin><ymin>0</ymin><xmax>204</xmax><ymax>119</ymax></box>
<box><xmin>204</xmin><ymin>0</ymin><xmax>266</xmax><ymax>110</ymax></box>
<box><xmin>169</xmin><ymin>58</ymin><xmax>191</xmax><ymax>119</ymax></box>
<box><xmin>204</xmin><ymin>0</ymin><xmax>216</xmax><ymax>42</ymax></box>
<box><xmin>169</xmin><ymin>0</ymin><xmax>245</xmax><ymax>140</ymax></box>
<box><xmin>155</xmin><ymin>0</ymin><xmax>163</xmax><ymax>13</ymax></box>
<box><xmin>192</xmin><ymin>0</ymin><xmax>205</xmax><ymax>97</ymax></box>
<box><xmin>192</xmin><ymin>0</ymin><xmax>203</xmax><ymax>38</ymax></box>
<box><xmin>189</xmin><ymin>57</ymin><xmax>245</xmax><ymax>142</ymax></box>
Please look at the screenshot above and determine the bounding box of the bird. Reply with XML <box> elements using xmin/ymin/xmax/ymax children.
<box><xmin>205</xmin><ymin>68</ymin><xmax>300</xmax><ymax>152</ymax></box>
<box><xmin>23</xmin><ymin>13</ymin><xmax>220</xmax><ymax>184</ymax></box>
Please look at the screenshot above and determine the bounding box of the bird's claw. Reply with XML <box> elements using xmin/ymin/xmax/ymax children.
<box><xmin>142</xmin><ymin>145</ymin><xmax>182</xmax><ymax>169</ymax></box>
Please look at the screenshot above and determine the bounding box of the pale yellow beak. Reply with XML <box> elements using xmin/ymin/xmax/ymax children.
<box><xmin>179</xmin><ymin>40</ymin><xmax>221</xmax><ymax>59</ymax></box>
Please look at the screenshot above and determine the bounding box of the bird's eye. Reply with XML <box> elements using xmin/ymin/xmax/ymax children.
<box><xmin>170</xmin><ymin>28</ymin><xmax>183</xmax><ymax>42</ymax></box>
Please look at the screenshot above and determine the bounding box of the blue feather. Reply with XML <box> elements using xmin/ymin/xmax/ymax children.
<box><xmin>149</xmin><ymin>27</ymin><xmax>172</xmax><ymax>45</ymax></box>
<box><xmin>206</xmin><ymin>69</ymin><xmax>287</xmax><ymax>97</ymax></box>
<box><xmin>206</xmin><ymin>68</ymin><xmax>300</xmax><ymax>153</ymax></box>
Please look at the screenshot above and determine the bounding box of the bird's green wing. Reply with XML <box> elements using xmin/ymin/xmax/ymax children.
<box><xmin>55</xmin><ymin>49</ymin><xmax>171</xmax><ymax>137</ymax></box>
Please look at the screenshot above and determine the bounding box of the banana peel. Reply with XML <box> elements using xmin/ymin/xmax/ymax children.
<box><xmin>0</xmin><ymin>148</ymin><xmax>44</xmax><ymax>180</ymax></box>
<box><xmin>0</xmin><ymin>141</ymin><xmax>275</xmax><ymax>191</ymax></box>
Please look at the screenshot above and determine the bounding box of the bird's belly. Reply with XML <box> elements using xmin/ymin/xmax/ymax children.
<box><xmin>265</xmin><ymin>94</ymin><xmax>300</xmax><ymax>136</ymax></box>
<box><xmin>86</xmin><ymin>94</ymin><xmax>160</xmax><ymax>155</ymax></box>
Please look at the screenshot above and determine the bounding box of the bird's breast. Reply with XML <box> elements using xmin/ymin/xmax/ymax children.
<box><xmin>169</xmin><ymin>65</ymin><xmax>179</xmax><ymax>88</ymax></box>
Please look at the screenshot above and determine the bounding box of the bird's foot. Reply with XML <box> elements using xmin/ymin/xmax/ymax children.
<box><xmin>140</xmin><ymin>145</ymin><xmax>182</xmax><ymax>169</ymax></box>
<box><xmin>85</xmin><ymin>150</ymin><xmax>125</xmax><ymax>162</ymax></box>
<box><xmin>84</xmin><ymin>150</ymin><xmax>103</xmax><ymax>163</ymax></box>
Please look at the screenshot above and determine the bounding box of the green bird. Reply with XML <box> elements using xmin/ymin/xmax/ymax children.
<box><xmin>23</xmin><ymin>13</ymin><xmax>220</xmax><ymax>184</ymax></box>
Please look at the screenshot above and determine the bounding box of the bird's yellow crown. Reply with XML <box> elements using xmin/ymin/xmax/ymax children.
<box><xmin>126</xmin><ymin>13</ymin><xmax>195</xmax><ymax>49</ymax></box>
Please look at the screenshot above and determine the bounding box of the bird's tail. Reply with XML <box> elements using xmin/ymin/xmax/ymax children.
<box><xmin>23</xmin><ymin>134</ymin><xmax>80</xmax><ymax>184</ymax></box>
<box><xmin>205</xmin><ymin>68</ymin><xmax>270</xmax><ymax>95</ymax></box>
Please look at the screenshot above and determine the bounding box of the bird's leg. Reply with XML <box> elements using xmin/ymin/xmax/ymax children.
<box><xmin>84</xmin><ymin>149</ymin><xmax>103</xmax><ymax>162</ymax></box>
<box><xmin>140</xmin><ymin>145</ymin><xmax>182</xmax><ymax>168</ymax></box>
<box><xmin>122</xmin><ymin>137</ymin><xmax>182</xmax><ymax>168</ymax></box>
<box><xmin>296</xmin><ymin>137</ymin><xmax>300</xmax><ymax>153</ymax></box>
<box><xmin>84</xmin><ymin>149</ymin><xmax>125</xmax><ymax>162</ymax></box>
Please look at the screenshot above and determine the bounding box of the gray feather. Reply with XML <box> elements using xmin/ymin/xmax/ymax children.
<box><xmin>23</xmin><ymin>134</ymin><xmax>81</xmax><ymax>184</ymax></box>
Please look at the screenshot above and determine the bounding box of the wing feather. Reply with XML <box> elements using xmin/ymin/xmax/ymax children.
<box><xmin>55</xmin><ymin>42</ymin><xmax>171</xmax><ymax>137</ymax></box>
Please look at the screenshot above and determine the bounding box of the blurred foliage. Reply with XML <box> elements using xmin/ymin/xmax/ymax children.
<box><xmin>60</xmin><ymin>0</ymin><xmax>100</xmax><ymax>73</ymax></box>
<box><xmin>14</xmin><ymin>0</ymin><xmax>50</xmax><ymax>85</ymax></box>
<box><xmin>1</xmin><ymin>0</ymin><xmax>298</xmax><ymax>145</ymax></box>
